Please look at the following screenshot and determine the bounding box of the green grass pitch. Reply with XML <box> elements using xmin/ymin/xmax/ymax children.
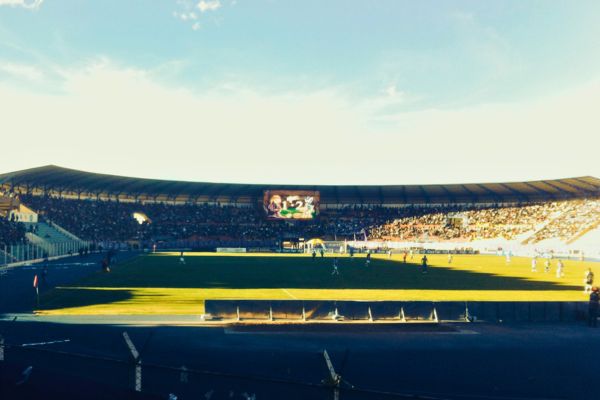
<box><xmin>37</xmin><ymin>252</ymin><xmax>599</xmax><ymax>315</ymax></box>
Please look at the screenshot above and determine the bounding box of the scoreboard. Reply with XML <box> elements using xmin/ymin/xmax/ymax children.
<box><xmin>263</xmin><ymin>190</ymin><xmax>319</xmax><ymax>220</ymax></box>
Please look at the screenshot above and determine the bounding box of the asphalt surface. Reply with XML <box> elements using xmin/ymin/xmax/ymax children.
<box><xmin>1</xmin><ymin>320</ymin><xmax>600</xmax><ymax>399</ymax></box>
<box><xmin>1</xmin><ymin>253</ymin><xmax>600</xmax><ymax>399</ymax></box>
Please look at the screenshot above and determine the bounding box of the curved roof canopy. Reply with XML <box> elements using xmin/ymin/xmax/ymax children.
<box><xmin>1</xmin><ymin>165</ymin><xmax>599</xmax><ymax>205</ymax></box>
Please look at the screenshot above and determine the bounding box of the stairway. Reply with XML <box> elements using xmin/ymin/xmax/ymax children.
<box><xmin>22</xmin><ymin>220</ymin><xmax>85</xmax><ymax>258</ymax></box>
<box><xmin>30</xmin><ymin>222</ymin><xmax>76</xmax><ymax>242</ymax></box>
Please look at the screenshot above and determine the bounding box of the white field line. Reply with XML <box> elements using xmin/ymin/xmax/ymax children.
<box><xmin>281</xmin><ymin>288</ymin><xmax>298</xmax><ymax>299</ymax></box>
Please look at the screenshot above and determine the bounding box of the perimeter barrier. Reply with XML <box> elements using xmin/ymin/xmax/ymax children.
<box><xmin>204</xmin><ymin>300</ymin><xmax>589</xmax><ymax>323</ymax></box>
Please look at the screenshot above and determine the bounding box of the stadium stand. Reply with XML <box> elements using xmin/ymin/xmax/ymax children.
<box><xmin>369</xmin><ymin>200</ymin><xmax>600</xmax><ymax>243</ymax></box>
<box><xmin>0</xmin><ymin>193</ymin><xmax>26</xmax><ymax>246</ymax></box>
<box><xmin>0</xmin><ymin>218</ymin><xmax>26</xmax><ymax>247</ymax></box>
<box><xmin>1</xmin><ymin>165</ymin><xmax>599</xmax><ymax>252</ymax></box>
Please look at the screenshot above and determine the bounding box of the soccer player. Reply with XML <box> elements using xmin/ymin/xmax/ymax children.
<box><xmin>101</xmin><ymin>258</ymin><xmax>110</xmax><ymax>273</ymax></box>
<box><xmin>365</xmin><ymin>251</ymin><xmax>371</xmax><ymax>267</ymax></box>
<box><xmin>531</xmin><ymin>257</ymin><xmax>537</xmax><ymax>272</ymax></box>
<box><xmin>331</xmin><ymin>257</ymin><xmax>340</xmax><ymax>275</ymax></box>
<box><xmin>556</xmin><ymin>259</ymin><xmax>564</xmax><ymax>278</ymax></box>
<box><xmin>544</xmin><ymin>259</ymin><xmax>551</xmax><ymax>273</ymax></box>
<box><xmin>584</xmin><ymin>268</ymin><xmax>594</xmax><ymax>294</ymax></box>
<box><xmin>312</xmin><ymin>249</ymin><xmax>317</xmax><ymax>260</ymax></box>
<box><xmin>448</xmin><ymin>254</ymin><xmax>453</xmax><ymax>264</ymax></box>
<box><xmin>505</xmin><ymin>252</ymin><xmax>511</xmax><ymax>264</ymax></box>
<box><xmin>421</xmin><ymin>255</ymin><xmax>428</xmax><ymax>274</ymax></box>
<box><xmin>588</xmin><ymin>287</ymin><xmax>599</xmax><ymax>327</ymax></box>
<box><xmin>179</xmin><ymin>251</ymin><xmax>186</xmax><ymax>265</ymax></box>
<box><xmin>402</xmin><ymin>251</ymin><xmax>408</xmax><ymax>263</ymax></box>
<box><xmin>320</xmin><ymin>248</ymin><xmax>325</xmax><ymax>258</ymax></box>
<box><xmin>388</xmin><ymin>249</ymin><xmax>392</xmax><ymax>259</ymax></box>
<box><xmin>409</xmin><ymin>249</ymin><xmax>414</xmax><ymax>261</ymax></box>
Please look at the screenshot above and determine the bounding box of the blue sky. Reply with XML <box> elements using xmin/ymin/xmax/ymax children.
<box><xmin>1</xmin><ymin>0</ymin><xmax>599</xmax><ymax>184</ymax></box>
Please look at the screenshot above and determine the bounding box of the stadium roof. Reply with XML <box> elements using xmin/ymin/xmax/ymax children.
<box><xmin>1</xmin><ymin>165</ymin><xmax>599</xmax><ymax>205</ymax></box>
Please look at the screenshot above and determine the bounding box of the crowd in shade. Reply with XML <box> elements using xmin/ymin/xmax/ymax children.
<box><xmin>0</xmin><ymin>218</ymin><xmax>26</xmax><ymax>247</ymax></box>
<box><xmin>0</xmin><ymin>191</ymin><xmax>26</xmax><ymax>246</ymax></box>
<box><xmin>20</xmin><ymin>196</ymin><xmax>393</xmax><ymax>242</ymax></box>
<box><xmin>12</xmin><ymin>195</ymin><xmax>600</xmax><ymax>245</ymax></box>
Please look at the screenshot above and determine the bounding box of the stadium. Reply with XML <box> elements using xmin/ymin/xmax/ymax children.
<box><xmin>2</xmin><ymin>2</ymin><xmax>600</xmax><ymax>399</ymax></box>
<box><xmin>1</xmin><ymin>164</ymin><xmax>600</xmax><ymax>398</ymax></box>
<box><xmin>1</xmin><ymin>165</ymin><xmax>599</xmax><ymax>312</ymax></box>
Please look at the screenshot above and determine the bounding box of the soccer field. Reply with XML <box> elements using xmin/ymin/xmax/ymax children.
<box><xmin>37</xmin><ymin>252</ymin><xmax>599</xmax><ymax>315</ymax></box>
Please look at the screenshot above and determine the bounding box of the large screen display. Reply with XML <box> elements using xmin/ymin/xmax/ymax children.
<box><xmin>264</xmin><ymin>190</ymin><xmax>319</xmax><ymax>220</ymax></box>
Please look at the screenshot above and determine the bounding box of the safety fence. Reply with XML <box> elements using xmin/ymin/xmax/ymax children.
<box><xmin>0</xmin><ymin>333</ymin><xmax>411</xmax><ymax>400</ymax></box>
<box><xmin>204</xmin><ymin>300</ymin><xmax>590</xmax><ymax>323</ymax></box>
<box><xmin>0</xmin><ymin>241</ymin><xmax>93</xmax><ymax>267</ymax></box>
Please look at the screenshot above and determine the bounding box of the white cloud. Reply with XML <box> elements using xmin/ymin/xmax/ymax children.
<box><xmin>197</xmin><ymin>0</ymin><xmax>220</xmax><ymax>13</ymax></box>
<box><xmin>384</xmin><ymin>84</ymin><xmax>404</xmax><ymax>99</ymax></box>
<box><xmin>173</xmin><ymin>11</ymin><xmax>197</xmax><ymax>21</ymax></box>
<box><xmin>174</xmin><ymin>0</ymin><xmax>220</xmax><ymax>30</ymax></box>
<box><xmin>0</xmin><ymin>59</ymin><xmax>598</xmax><ymax>184</ymax></box>
<box><xmin>0</xmin><ymin>61</ymin><xmax>44</xmax><ymax>81</ymax></box>
<box><xmin>0</xmin><ymin>0</ymin><xmax>43</xmax><ymax>10</ymax></box>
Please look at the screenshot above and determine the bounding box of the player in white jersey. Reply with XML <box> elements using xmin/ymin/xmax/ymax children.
<box><xmin>556</xmin><ymin>259</ymin><xmax>564</xmax><ymax>278</ymax></box>
<box><xmin>531</xmin><ymin>257</ymin><xmax>537</xmax><ymax>272</ymax></box>
<box><xmin>179</xmin><ymin>251</ymin><xmax>186</xmax><ymax>265</ymax></box>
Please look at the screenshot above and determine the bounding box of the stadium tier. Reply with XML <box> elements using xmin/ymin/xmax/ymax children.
<box><xmin>1</xmin><ymin>165</ymin><xmax>599</xmax><ymax>256</ymax></box>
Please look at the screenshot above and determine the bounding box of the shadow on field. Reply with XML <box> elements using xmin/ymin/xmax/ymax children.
<box><xmin>61</xmin><ymin>255</ymin><xmax>581</xmax><ymax>291</ymax></box>
<box><xmin>37</xmin><ymin>287</ymin><xmax>133</xmax><ymax>311</ymax></box>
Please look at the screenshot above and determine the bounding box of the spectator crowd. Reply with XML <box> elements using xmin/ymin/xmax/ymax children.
<box><xmin>370</xmin><ymin>200</ymin><xmax>600</xmax><ymax>243</ymax></box>
<box><xmin>0</xmin><ymin>218</ymin><xmax>26</xmax><ymax>247</ymax></box>
<box><xmin>9</xmin><ymin>195</ymin><xmax>600</xmax><ymax>246</ymax></box>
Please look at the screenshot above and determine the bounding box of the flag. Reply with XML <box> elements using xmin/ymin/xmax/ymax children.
<box><xmin>33</xmin><ymin>275</ymin><xmax>38</xmax><ymax>288</ymax></box>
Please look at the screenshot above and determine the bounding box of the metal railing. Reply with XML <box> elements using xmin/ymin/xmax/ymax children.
<box><xmin>1</xmin><ymin>240</ymin><xmax>92</xmax><ymax>267</ymax></box>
